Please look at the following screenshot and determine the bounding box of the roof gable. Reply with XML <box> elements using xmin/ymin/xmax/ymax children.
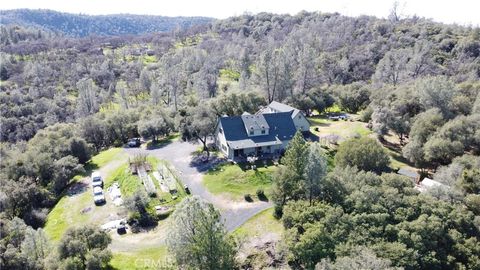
<box><xmin>241</xmin><ymin>114</ymin><xmax>269</xmax><ymax>132</ymax></box>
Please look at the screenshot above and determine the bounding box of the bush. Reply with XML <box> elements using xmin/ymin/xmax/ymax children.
<box><xmin>273</xmin><ymin>204</ymin><xmax>283</xmax><ymax>219</ymax></box>
<box><xmin>256</xmin><ymin>189</ymin><xmax>267</xmax><ymax>201</ymax></box>
<box><xmin>335</xmin><ymin>137</ymin><xmax>390</xmax><ymax>174</ymax></box>
<box><xmin>359</xmin><ymin>107</ymin><xmax>373</xmax><ymax>122</ymax></box>
<box><xmin>244</xmin><ymin>194</ymin><xmax>253</xmax><ymax>202</ymax></box>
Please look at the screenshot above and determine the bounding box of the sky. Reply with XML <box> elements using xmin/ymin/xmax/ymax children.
<box><xmin>1</xmin><ymin>0</ymin><xmax>479</xmax><ymax>26</ymax></box>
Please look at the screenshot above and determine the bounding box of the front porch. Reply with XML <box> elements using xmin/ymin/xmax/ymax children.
<box><xmin>231</xmin><ymin>145</ymin><xmax>282</xmax><ymax>163</ymax></box>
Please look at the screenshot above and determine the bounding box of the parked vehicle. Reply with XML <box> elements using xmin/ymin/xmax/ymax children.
<box><xmin>127</xmin><ymin>138</ymin><xmax>141</xmax><ymax>147</ymax></box>
<box><xmin>93</xmin><ymin>186</ymin><xmax>106</xmax><ymax>205</ymax></box>
<box><xmin>116</xmin><ymin>221</ymin><xmax>127</xmax><ymax>234</ymax></box>
<box><xmin>91</xmin><ymin>171</ymin><xmax>103</xmax><ymax>188</ymax></box>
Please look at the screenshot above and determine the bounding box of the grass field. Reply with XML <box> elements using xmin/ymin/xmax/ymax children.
<box><xmin>203</xmin><ymin>162</ymin><xmax>276</xmax><ymax>201</ymax></box>
<box><xmin>45</xmin><ymin>148</ymin><xmax>127</xmax><ymax>240</ymax></box>
<box><xmin>308</xmin><ymin>116</ymin><xmax>372</xmax><ymax>140</ymax></box>
<box><xmin>307</xmin><ymin>113</ymin><xmax>418</xmax><ymax>171</ymax></box>
<box><xmin>233</xmin><ymin>208</ymin><xmax>283</xmax><ymax>239</ymax></box>
<box><xmin>110</xmin><ymin>246</ymin><xmax>172</xmax><ymax>270</ymax></box>
<box><xmin>105</xmin><ymin>163</ymin><xmax>142</xmax><ymax>196</ymax></box>
<box><xmin>44</xmin><ymin>189</ymin><xmax>93</xmax><ymax>241</ymax></box>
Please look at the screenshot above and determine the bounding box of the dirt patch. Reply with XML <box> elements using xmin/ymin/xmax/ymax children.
<box><xmin>237</xmin><ymin>232</ymin><xmax>288</xmax><ymax>270</ymax></box>
<box><xmin>109</xmin><ymin>221</ymin><xmax>169</xmax><ymax>252</ymax></box>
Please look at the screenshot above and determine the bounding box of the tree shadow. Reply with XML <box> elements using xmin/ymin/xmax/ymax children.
<box><xmin>303</xmin><ymin>131</ymin><xmax>319</xmax><ymax>142</ymax></box>
<box><xmin>257</xmin><ymin>193</ymin><xmax>269</xmax><ymax>202</ymax></box>
<box><xmin>308</xmin><ymin>116</ymin><xmax>332</xmax><ymax>127</ymax></box>
<box><xmin>189</xmin><ymin>154</ymin><xmax>227</xmax><ymax>172</ymax></box>
<box><xmin>65</xmin><ymin>181</ymin><xmax>90</xmax><ymax>197</ymax></box>
<box><xmin>83</xmin><ymin>163</ymin><xmax>100</xmax><ymax>176</ymax></box>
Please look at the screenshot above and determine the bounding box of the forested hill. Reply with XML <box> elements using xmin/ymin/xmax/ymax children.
<box><xmin>0</xmin><ymin>9</ymin><xmax>214</xmax><ymax>37</ymax></box>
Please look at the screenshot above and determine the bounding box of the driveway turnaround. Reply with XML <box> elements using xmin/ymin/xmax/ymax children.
<box><xmin>124</xmin><ymin>141</ymin><xmax>272</xmax><ymax>231</ymax></box>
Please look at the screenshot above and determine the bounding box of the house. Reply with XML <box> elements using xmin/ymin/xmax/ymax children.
<box><xmin>260</xmin><ymin>101</ymin><xmax>310</xmax><ymax>132</ymax></box>
<box><xmin>215</xmin><ymin>112</ymin><xmax>297</xmax><ymax>160</ymax></box>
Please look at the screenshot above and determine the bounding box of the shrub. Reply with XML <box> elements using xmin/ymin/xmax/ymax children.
<box><xmin>256</xmin><ymin>189</ymin><xmax>267</xmax><ymax>201</ymax></box>
<box><xmin>335</xmin><ymin>137</ymin><xmax>390</xmax><ymax>173</ymax></box>
<box><xmin>359</xmin><ymin>107</ymin><xmax>373</xmax><ymax>122</ymax></box>
<box><xmin>273</xmin><ymin>205</ymin><xmax>283</xmax><ymax>219</ymax></box>
<box><xmin>244</xmin><ymin>194</ymin><xmax>253</xmax><ymax>202</ymax></box>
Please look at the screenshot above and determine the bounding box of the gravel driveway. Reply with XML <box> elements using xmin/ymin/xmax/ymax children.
<box><xmin>124</xmin><ymin>141</ymin><xmax>272</xmax><ymax>231</ymax></box>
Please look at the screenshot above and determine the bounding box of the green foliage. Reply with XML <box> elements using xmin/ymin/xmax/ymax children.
<box><xmin>211</xmin><ymin>91</ymin><xmax>266</xmax><ymax>116</ymax></box>
<box><xmin>57</xmin><ymin>225</ymin><xmax>112</xmax><ymax>269</ymax></box>
<box><xmin>178</xmin><ymin>105</ymin><xmax>217</xmax><ymax>156</ymax></box>
<box><xmin>167</xmin><ymin>196</ymin><xmax>237</xmax><ymax>270</ymax></box>
<box><xmin>125</xmin><ymin>190</ymin><xmax>158</xmax><ymax>230</ymax></box>
<box><xmin>331</xmin><ymin>83</ymin><xmax>371</xmax><ymax>113</ymax></box>
<box><xmin>303</xmin><ymin>143</ymin><xmax>328</xmax><ymax>203</ymax></box>
<box><xmin>219</xmin><ymin>68</ymin><xmax>240</xmax><ymax>81</ymax></box>
<box><xmin>0</xmin><ymin>217</ymin><xmax>51</xmax><ymax>270</ymax></box>
<box><xmin>282</xmin><ymin>131</ymin><xmax>307</xmax><ymax>178</ymax></box>
<box><xmin>335</xmin><ymin>137</ymin><xmax>390</xmax><ymax>173</ymax></box>
<box><xmin>281</xmin><ymin>168</ymin><xmax>480</xmax><ymax>269</ymax></box>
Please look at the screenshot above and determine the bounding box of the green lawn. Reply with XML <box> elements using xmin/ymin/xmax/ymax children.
<box><xmin>308</xmin><ymin>116</ymin><xmax>372</xmax><ymax>140</ymax></box>
<box><xmin>45</xmin><ymin>148</ymin><xmax>127</xmax><ymax>241</ymax></box>
<box><xmin>308</xmin><ymin>115</ymin><xmax>417</xmax><ymax>171</ymax></box>
<box><xmin>203</xmin><ymin>163</ymin><xmax>276</xmax><ymax>201</ymax></box>
<box><xmin>109</xmin><ymin>246</ymin><xmax>172</xmax><ymax>270</ymax></box>
<box><xmin>233</xmin><ymin>208</ymin><xmax>283</xmax><ymax>239</ymax></box>
<box><xmin>91</xmin><ymin>148</ymin><xmax>125</xmax><ymax>168</ymax></box>
<box><xmin>44</xmin><ymin>190</ymin><xmax>92</xmax><ymax>241</ymax></box>
<box><xmin>105</xmin><ymin>163</ymin><xmax>142</xmax><ymax>196</ymax></box>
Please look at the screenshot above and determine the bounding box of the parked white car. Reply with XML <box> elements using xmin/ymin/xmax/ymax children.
<box><xmin>93</xmin><ymin>186</ymin><xmax>106</xmax><ymax>205</ymax></box>
<box><xmin>91</xmin><ymin>171</ymin><xmax>103</xmax><ymax>188</ymax></box>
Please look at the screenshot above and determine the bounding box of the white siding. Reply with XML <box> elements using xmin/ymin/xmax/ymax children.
<box><xmin>215</xmin><ymin>122</ymin><xmax>229</xmax><ymax>158</ymax></box>
<box><xmin>292</xmin><ymin>113</ymin><xmax>310</xmax><ymax>132</ymax></box>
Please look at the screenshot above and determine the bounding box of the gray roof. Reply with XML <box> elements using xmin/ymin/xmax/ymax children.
<box><xmin>268</xmin><ymin>101</ymin><xmax>301</xmax><ymax>117</ymax></box>
<box><xmin>241</xmin><ymin>114</ymin><xmax>269</xmax><ymax>132</ymax></box>
<box><xmin>398</xmin><ymin>168</ymin><xmax>419</xmax><ymax>179</ymax></box>
<box><xmin>219</xmin><ymin>112</ymin><xmax>297</xmax><ymax>149</ymax></box>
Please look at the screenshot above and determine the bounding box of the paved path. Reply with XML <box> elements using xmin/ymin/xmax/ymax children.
<box><xmin>124</xmin><ymin>141</ymin><xmax>272</xmax><ymax>231</ymax></box>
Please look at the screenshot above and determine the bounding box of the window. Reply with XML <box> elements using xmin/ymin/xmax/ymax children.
<box><xmin>219</xmin><ymin>128</ymin><xmax>223</xmax><ymax>134</ymax></box>
<box><xmin>261</xmin><ymin>129</ymin><xmax>266</xmax><ymax>134</ymax></box>
<box><xmin>249</xmin><ymin>130</ymin><xmax>254</xmax><ymax>135</ymax></box>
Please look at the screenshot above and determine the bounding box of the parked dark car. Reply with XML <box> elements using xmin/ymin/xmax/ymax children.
<box><xmin>127</xmin><ymin>138</ymin><xmax>141</xmax><ymax>147</ymax></box>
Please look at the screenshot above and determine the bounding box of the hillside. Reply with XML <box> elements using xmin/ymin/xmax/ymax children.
<box><xmin>1</xmin><ymin>10</ymin><xmax>480</xmax><ymax>270</ymax></box>
<box><xmin>0</xmin><ymin>9</ymin><xmax>214</xmax><ymax>37</ymax></box>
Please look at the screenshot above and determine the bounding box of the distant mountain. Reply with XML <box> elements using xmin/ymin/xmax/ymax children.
<box><xmin>0</xmin><ymin>9</ymin><xmax>214</xmax><ymax>37</ymax></box>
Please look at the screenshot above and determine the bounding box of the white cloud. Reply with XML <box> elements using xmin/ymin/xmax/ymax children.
<box><xmin>1</xmin><ymin>0</ymin><xmax>479</xmax><ymax>26</ymax></box>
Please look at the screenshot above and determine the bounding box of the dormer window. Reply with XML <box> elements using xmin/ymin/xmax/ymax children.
<box><xmin>261</xmin><ymin>129</ymin><xmax>266</xmax><ymax>134</ymax></box>
<box><xmin>250</xmin><ymin>130</ymin><xmax>254</xmax><ymax>135</ymax></box>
